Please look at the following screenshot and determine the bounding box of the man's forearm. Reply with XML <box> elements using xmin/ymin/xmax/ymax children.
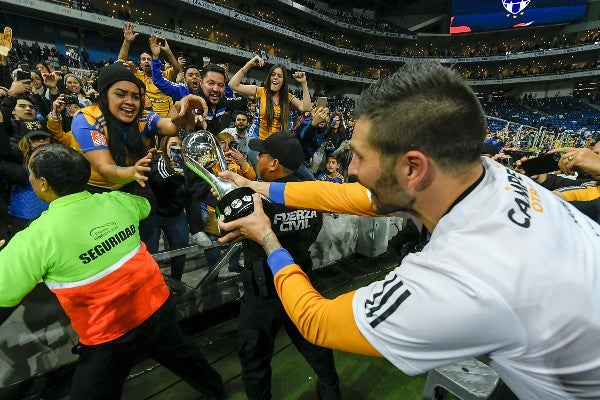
<box><xmin>249</xmin><ymin>180</ymin><xmax>271</xmax><ymax>198</ymax></box>
<box><xmin>166</xmin><ymin>50</ymin><xmax>180</xmax><ymax>75</ymax></box>
<box><xmin>268</xmin><ymin>253</ymin><xmax>381</xmax><ymax>357</ymax></box>
<box><xmin>300</xmin><ymin>82</ymin><xmax>311</xmax><ymax>112</ymax></box>
<box><xmin>261</xmin><ymin>231</ymin><xmax>282</xmax><ymax>255</ymax></box>
<box><xmin>117</xmin><ymin>40</ymin><xmax>130</xmax><ymax>63</ymax></box>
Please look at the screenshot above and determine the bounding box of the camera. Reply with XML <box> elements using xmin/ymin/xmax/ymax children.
<box><xmin>16</xmin><ymin>69</ymin><xmax>30</xmax><ymax>82</ymax></box>
<box><xmin>89</xmin><ymin>92</ymin><xmax>100</xmax><ymax>103</ymax></box>
<box><xmin>63</xmin><ymin>94</ymin><xmax>80</xmax><ymax>105</ymax></box>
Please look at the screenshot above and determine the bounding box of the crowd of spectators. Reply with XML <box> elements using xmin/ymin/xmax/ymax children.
<box><xmin>264</xmin><ymin>0</ymin><xmax>409</xmax><ymax>35</ymax></box>
<box><xmin>35</xmin><ymin>0</ymin><xmax>600</xmax><ymax>83</ymax></box>
<box><xmin>2</xmin><ymin>9</ymin><xmax>600</xmax><ymax>245</ymax></box>
<box><xmin>402</xmin><ymin>29</ymin><xmax>600</xmax><ymax>58</ymax></box>
<box><xmin>0</xmin><ymin>25</ymin><xmax>363</xmax><ymax>239</ymax></box>
<box><xmin>483</xmin><ymin>93</ymin><xmax>600</xmax><ymax>134</ymax></box>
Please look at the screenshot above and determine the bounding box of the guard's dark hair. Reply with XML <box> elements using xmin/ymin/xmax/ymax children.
<box><xmin>354</xmin><ymin>61</ymin><xmax>486</xmax><ymax>170</ymax></box>
<box><xmin>29</xmin><ymin>143</ymin><xmax>91</xmax><ymax>196</ymax></box>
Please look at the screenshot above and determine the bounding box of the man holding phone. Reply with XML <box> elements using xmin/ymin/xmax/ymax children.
<box><xmin>294</xmin><ymin>105</ymin><xmax>330</xmax><ymax>179</ymax></box>
<box><xmin>0</xmin><ymin>90</ymin><xmax>46</xmax><ymax>147</ymax></box>
<box><xmin>520</xmin><ymin>153</ymin><xmax>561</xmax><ymax>176</ymax></box>
<box><xmin>541</xmin><ymin>145</ymin><xmax>600</xmax><ymax>223</ymax></box>
<box><xmin>224</xmin><ymin>111</ymin><xmax>251</xmax><ymax>158</ymax></box>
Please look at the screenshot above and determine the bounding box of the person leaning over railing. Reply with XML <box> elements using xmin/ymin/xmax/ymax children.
<box><xmin>217</xmin><ymin>61</ymin><xmax>600</xmax><ymax>400</ymax></box>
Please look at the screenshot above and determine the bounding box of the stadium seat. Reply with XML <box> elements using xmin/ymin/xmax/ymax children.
<box><xmin>421</xmin><ymin>358</ymin><xmax>499</xmax><ymax>400</ymax></box>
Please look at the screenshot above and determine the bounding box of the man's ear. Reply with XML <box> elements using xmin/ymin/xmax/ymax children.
<box><xmin>401</xmin><ymin>150</ymin><xmax>432</xmax><ymax>191</ymax></box>
<box><xmin>39</xmin><ymin>176</ymin><xmax>48</xmax><ymax>192</ymax></box>
<box><xmin>270</xmin><ymin>158</ymin><xmax>280</xmax><ymax>172</ymax></box>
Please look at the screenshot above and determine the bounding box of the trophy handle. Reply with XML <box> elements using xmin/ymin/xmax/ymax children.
<box><xmin>182</xmin><ymin>154</ymin><xmax>219</xmax><ymax>193</ymax></box>
<box><xmin>183</xmin><ymin>154</ymin><xmax>238</xmax><ymax>195</ymax></box>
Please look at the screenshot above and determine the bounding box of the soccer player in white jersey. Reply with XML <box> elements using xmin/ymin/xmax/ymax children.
<box><xmin>216</xmin><ymin>61</ymin><xmax>600</xmax><ymax>399</ymax></box>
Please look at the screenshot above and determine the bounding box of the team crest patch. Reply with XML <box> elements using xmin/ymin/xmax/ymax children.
<box><xmin>502</xmin><ymin>0</ymin><xmax>530</xmax><ymax>15</ymax></box>
<box><xmin>91</xmin><ymin>130</ymin><xmax>107</xmax><ymax>146</ymax></box>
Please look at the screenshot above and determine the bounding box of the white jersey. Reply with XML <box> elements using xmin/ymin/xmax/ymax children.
<box><xmin>353</xmin><ymin>157</ymin><xmax>600</xmax><ymax>399</ymax></box>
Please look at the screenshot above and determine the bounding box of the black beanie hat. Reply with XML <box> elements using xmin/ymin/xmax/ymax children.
<box><xmin>97</xmin><ymin>62</ymin><xmax>144</xmax><ymax>94</ymax></box>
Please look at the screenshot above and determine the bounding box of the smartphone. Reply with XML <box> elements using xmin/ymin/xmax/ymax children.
<box><xmin>316</xmin><ymin>96</ymin><xmax>327</xmax><ymax>109</ymax></box>
<box><xmin>156</xmin><ymin>37</ymin><xmax>166</xmax><ymax>47</ymax></box>
<box><xmin>170</xmin><ymin>145</ymin><xmax>184</xmax><ymax>172</ymax></box>
<box><xmin>229</xmin><ymin>141</ymin><xmax>237</xmax><ymax>150</ymax></box>
<box><xmin>521</xmin><ymin>153</ymin><xmax>561</xmax><ymax>176</ymax></box>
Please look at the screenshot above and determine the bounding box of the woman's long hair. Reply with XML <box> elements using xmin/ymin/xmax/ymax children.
<box><xmin>327</xmin><ymin>112</ymin><xmax>347</xmax><ymax>147</ymax></box>
<box><xmin>97</xmin><ymin>89</ymin><xmax>147</xmax><ymax>167</ymax></box>
<box><xmin>263</xmin><ymin>64</ymin><xmax>290</xmax><ymax>132</ymax></box>
<box><xmin>18</xmin><ymin>137</ymin><xmax>34</xmax><ymax>166</ymax></box>
<box><xmin>18</xmin><ymin>136</ymin><xmax>51</xmax><ymax>166</ymax></box>
<box><xmin>158</xmin><ymin>136</ymin><xmax>176</xmax><ymax>172</ymax></box>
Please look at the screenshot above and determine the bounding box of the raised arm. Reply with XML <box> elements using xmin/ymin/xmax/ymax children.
<box><xmin>161</xmin><ymin>38</ymin><xmax>180</xmax><ymax>76</ymax></box>
<box><xmin>290</xmin><ymin>71</ymin><xmax>311</xmax><ymax>112</ymax></box>
<box><xmin>117</xmin><ymin>22</ymin><xmax>138</xmax><ymax>62</ymax></box>
<box><xmin>149</xmin><ymin>36</ymin><xmax>186</xmax><ymax>101</ymax></box>
<box><xmin>47</xmin><ymin>96</ymin><xmax>79</xmax><ymax>148</ymax></box>
<box><xmin>228</xmin><ymin>55</ymin><xmax>263</xmax><ymax>99</ymax></box>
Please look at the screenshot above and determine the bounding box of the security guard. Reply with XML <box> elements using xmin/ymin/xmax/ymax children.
<box><xmin>237</xmin><ymin>132</ymin><xmax>341</xmax><ymax>400</ymax></box>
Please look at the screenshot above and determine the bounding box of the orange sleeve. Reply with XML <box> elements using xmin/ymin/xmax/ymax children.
<box><xmin>239</xmin><ymin>162</ymin><xmax>257</xmax><ymax>181</ymax></box>
<box><xmin>284</xmin><ymin>181</ymin><xmax>379</xmax><ymax>216</ymax></box>
<box><xmin>47</xmin><ymin>116</ymin><xmax>82</xmax><ymax>151</ymax></box>
<box><xmin>274</xmin><ymin>264</ymin><xmax>382</xmax><ymax>357</ymax></box>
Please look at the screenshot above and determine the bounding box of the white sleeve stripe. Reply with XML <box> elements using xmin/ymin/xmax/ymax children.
<box><xmin>157</xmin><ymin>157</ymin><xmax>172</xmax><ymax>179</ymax></box>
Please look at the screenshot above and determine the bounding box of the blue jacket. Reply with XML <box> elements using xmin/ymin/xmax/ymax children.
<box><xmin>9</xmin><ymin>169</ymin><xmax>49</xmax><ymax>220</ymax></box>
<box><xmin>151</xmin><ymin>59</ymin><xmax>190</xmax><ymax>101</ymax></box>
<box><xmin>294</xmin><ymin>116</ymin><xmax>328</xmax><ymax>161</ymax></box>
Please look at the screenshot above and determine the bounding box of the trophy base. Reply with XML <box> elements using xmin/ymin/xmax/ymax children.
<box><xmin>218</xmin><ymin>187</ymin><xmax>255</xmax><ymax>222</ymax></box>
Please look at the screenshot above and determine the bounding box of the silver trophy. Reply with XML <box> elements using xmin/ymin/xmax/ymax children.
<box><xmin>182</xmin><ymin>130</ymin><xmax>254</xmax><ymax>222</ymax></box>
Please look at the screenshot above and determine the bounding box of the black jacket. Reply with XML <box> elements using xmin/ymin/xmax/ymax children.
<box><xmin>147</xmin><ymin>155</ymin><xmax>189</xmax><ymax>218</ymax></box>
<box><xmin>241</xmin><ymin>174</ymin><xmax>322</xmax><ymax>298</ymax></box>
